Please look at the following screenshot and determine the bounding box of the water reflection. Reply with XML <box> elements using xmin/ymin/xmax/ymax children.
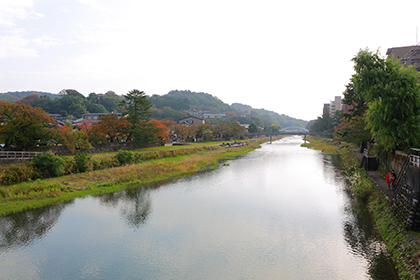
<box><xmin>97</xmin><ymin>187</ymin><xmax>153</xmax><ymax>229</ymax></box>
<box><xmin>0</xmin><ymin>137</ymin><xmax>398</xmax><ymax>279</ymax></box>
<box><xmin>342</xmin><ymin>187</ymin><xmax>397</xmax><ymax>280</ymax></box>
<box><xmin>0</xmin><ymin>202</ymin><xmax>72</xmax><ymax>253</ymax></box>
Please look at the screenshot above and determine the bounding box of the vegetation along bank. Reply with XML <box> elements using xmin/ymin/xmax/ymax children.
<box><xmin>304</xmin><ymin>136</ymin><xmax>420</xmax><ymax>280</ymax></box>
<box><xmin>0</xmin><ymin>138</ymin><xmax>277</xmax><ymax>217</ymax></box>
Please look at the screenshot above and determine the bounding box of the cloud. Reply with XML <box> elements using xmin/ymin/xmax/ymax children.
<box><xmin>33</xmin><ymin>35</ymin><xmax>60</xmax><ymax>48</ymax></box>
<box><xmin>0</xmin><ymin>0</ymin><xmax>43</xmax><ymax>27</ymax></box>
<box><xmin>77</xmin><ymin>0</ymin><xmax>110</xmax><ymax>11</ymax></box>
<box><xmin>0</xmin><ymin>31</ymin><xmax>38</xmax><ymax>58</ymax></box>
<box><xmin>0</xmin><ymin>0</ymin><xmax>43</xmax><ymax>58</ymax></box>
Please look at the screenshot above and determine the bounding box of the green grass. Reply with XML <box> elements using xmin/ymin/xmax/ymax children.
<box><xmin>300</xmin><ymin>136</ymin><xmax>340</xmax><ymax>154</ymax></box>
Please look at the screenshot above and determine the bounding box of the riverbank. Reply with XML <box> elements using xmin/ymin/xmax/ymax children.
<box><xmin>304</xmin><ymin>136</ymin><xmax>420</xmax><ymax>280</ymax></box>
<box><xmin>0</xmin><ymin>138</ymin><xmax>276</xmax><ymax>216</ymax></box>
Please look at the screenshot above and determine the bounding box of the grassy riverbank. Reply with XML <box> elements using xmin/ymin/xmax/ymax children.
<box><xmin>0</xmin><ymin>138</ymin><xmax>274</xmax><ymax>216</ymax></box>
<box><xmin>304</xmin><ymin>136</ymin><xmax>420</xmax><ymax>280</ymax></box>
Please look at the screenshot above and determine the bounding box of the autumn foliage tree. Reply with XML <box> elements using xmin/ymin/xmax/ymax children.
<box><xmin>0</xmin><ymin>101</ymin><xmax>56</xmax><ymax>149</ymax></box>
<box><xmin>88</xmin><ymin>114</ymin><xmax>132</xmax><ymax>143</ymax></box>
<box><xmin>334</xmin><ymin>115</ymin><xmax>371</xmax><ymax>144</ymax></box>
<box><xmin>52</xmin><ymin>125</ymin><xmax>91</xmax><ymax>154</ymax></box>
<box><xmin>149</xmin><ymin>119</ymin><xmax>170</xmax><ymax>143</ymax></box>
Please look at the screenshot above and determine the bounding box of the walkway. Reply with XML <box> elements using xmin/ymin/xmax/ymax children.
<box><xmin>351</xmin><ymin>146</ymin><xmax>394</xmax><ymax>197</ymax></box>
<box><xmin>351</xmin><ymin>146</ymin><xmax>420</xmax><ymax>245</ymax></box>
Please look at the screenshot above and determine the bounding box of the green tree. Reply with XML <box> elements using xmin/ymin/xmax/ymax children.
<box><xmin>120</xmin><ymin>89</ymin><xmax>156</xmax><ymax>144</ymax></box>
<box><xmin>310</xmin><ymin>106</ymin><xmax>333</xmax><ymax>133</ymax></box>
<box><xmin>248</xmin><ymin>122</ymin><xmax>259</xmax><ymax>133</ymax></box>
<box><xmin>195</xmin><ymin>124</ymin><xmax>215</xmax><ymax>140</ymax></box>
<box><xmin>352</xmin><ymin>49</ymin><xmax>420</xmax><ymax>150</ymax></box>
<box><xmin>265</xmin><ymin>124</ymin><xmax>281</xmax><ymax>133</ymax></box>
<box><xmin>342</xmin><ymin>81</ymin><xmax>368</xmax><ymax>119</ymax></box>
<box><xmin>120</xmin><ymin>90</ymin><xmax>152</xmax><ymax>124</ymax></box>
<box><xmin>69</xmin><ymin>103</ymin><xmax>88</xmax><ymax>118</ymax></box>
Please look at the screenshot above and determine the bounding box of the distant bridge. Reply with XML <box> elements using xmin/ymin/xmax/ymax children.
<box><xmin>244</xmin><ymin>127</ymin><xmax>333</xmax><ymax>138</ymax></box>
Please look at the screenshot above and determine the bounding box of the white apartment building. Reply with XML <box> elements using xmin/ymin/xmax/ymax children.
<box><xmin>329</xmin><ymin>96</ymin><xmax>342</xmax><ymax>117</ymax></box>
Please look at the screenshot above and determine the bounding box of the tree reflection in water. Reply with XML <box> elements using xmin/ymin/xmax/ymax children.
<box><xmin>97</xmin><ymin>186</ymin><xmax>152</xmax><ymax>229</ymax></box>
<box><xmin>0</xmin><ymin>202</ymin><xmax>72</xmax><ymax>252</ymax></box>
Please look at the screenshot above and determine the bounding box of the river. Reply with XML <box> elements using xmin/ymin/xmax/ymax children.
<box><xmin>0</xmin><ymin>136</ymin><xmax>397</xmax><ymax>279</ymax></box>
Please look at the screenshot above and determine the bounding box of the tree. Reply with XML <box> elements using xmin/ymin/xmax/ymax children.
<box><xmin>88</xmin><ymin>114</ymin><xmax>132</xmax><ymax>143</ymax></box>
<box><xmin>149</xmin><ymin>119</ymin><xmax>171</xmax><ymax>143</ymax></box>
<box><xmin>195</xmin><ymin>124</ymin><xmax>215</xmax><ymax>140</ymax></box>
<box><xmin>226</xmin><ymin>122</ymin><xmax>246</xmax><ymax>139</ymax></box>
<box><xmin>0</xmin><ymin>101</ymin><xmax>56</xmax><ymax>149</ymax></box>
<box><xmin>69</xmin><ymin>103</ymin><xmax>88</xmax><ymax>118</ymax></box>
<box><xmin>342</xmin><ymin>81</ymin><xmax>367</xmax><ymax>119</ymax></box>
<box><xmin>310</xmin><ymin>106</ymin><xmax>333</xmax><ymax>133</ymax></box>
<box><xmin>53</xmin><ymin>125</ymin><xmax>92</xmax><ymax>154</ymax></box>
<box><xmin>248</xmin><ymin>122</ymin><xmax>259</xmax><ymax>133</ymax></box>
<box><xmin>334</xmin><ymin>115</ymin><xmax>371</xmax><ymax>144</ymax></box>
<box><xmin>352</xmin><ymin>49</ymin><xmax>420</xmax><ymax>150</ymax></box>
<box><xmin>120</xmin><ymin>90</ymin><xmax>152</xmax><ymax>124</ymax></box>
<box><xmin>120</xmin><ymin>90</ymin><xmax>156</xmax><ymax>144</ymax></box>
<box><xmin>212</xmin><ymin>122</ymin><xmax>229</xmax><ymax>139</ymax></box>
<box><xmin>265</xmin><ymin>124</ymin><xmax>281</xmax><ymax>133</ymax></box>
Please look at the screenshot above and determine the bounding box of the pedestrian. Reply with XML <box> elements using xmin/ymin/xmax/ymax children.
<box><xmin>386</xmin><ymin>170</ymin><xmax>393</xmax><ymax>190</ymax></box>
<box><xmin>391</xmin><ymin>170</ymin><xmax>397</xmax><ymax>190</ymax></box>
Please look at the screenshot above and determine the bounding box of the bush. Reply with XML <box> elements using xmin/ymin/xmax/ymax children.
<box><xmin>32</xmin><ymin>152</ymin><xmax>65</xmax><ymax>178</ymax></box>
<box><xmin>0</xmin><ymin>164</ymin><xmax>34</xmax><ymax>185</ymax></box>
<box><xmin>114</xmin><ymin>150</ymin><xmax>134</xmax><ymax>166</ymax></box>
<box><xmin>62</xmin><ymin>157</ymin><xmax>75</xmax><ymax>175</ymax></box>
<box><xmin>73</xmin><ymin>151</ymin><xmax>91</xmax><ymax>173</ymax></box>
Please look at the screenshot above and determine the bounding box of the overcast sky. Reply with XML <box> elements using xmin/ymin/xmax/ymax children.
<box><xmin>1</xmin><ymin>0</ymin><xmax>420</xmax><ymax>121</ymax></box>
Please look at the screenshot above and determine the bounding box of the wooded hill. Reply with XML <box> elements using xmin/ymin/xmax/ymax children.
<box><xmin>0</xmin><ymin>91</ymin><xmax>59</xmax><ymax>102</ymax></box>
<box><xmin>1</xmin><ymin>89</ymin><xmax>307</xmax><ymax>128</ymax></box>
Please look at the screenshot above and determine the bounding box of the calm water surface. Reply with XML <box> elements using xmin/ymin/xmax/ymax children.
<box><xmin>0</xmin><ymin>137</ymin><xmax>397</xmax><ymax>279</ymax></box>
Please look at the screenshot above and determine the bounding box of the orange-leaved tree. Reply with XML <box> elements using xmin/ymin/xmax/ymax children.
<box><xmin>88</xmin><ymin>114</ymin><xmax>132</xmax><ymax>143</ymax></box>
<box><xmin>0</xmin><ymin>101</ymin><xmax>56</xmax><ymax>149</ymax></box>
<box><xmin>149</xmin><ymin>119</ymin><xmax>170</xmax><ymax>143</ymax></box>
<box><xmin>52</xmin><ymin>125</ymin><xmax>92</xmax><ymax>154</ymax></box>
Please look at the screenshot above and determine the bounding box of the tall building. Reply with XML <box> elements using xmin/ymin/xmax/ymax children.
<box><xmin>386</xmin><ymin>45</ymin><xmax>420</xmax><ymax>72</ymax></box>
<box><xmin>329</xmin><ymin>96</ymin><xmax>342</xmax><ymax>117</ymax></box>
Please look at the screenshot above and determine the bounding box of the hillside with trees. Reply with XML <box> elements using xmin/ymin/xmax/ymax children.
<box><xmin>1</xmin><ymin>89</ymin><xmax>307</xmax><ymax>128</ymax></box>
<box><xmin>149</xmin><ymin>90</ymin><xmax>307</xmax><ymax>128</ymax></box>
<box><xmin>1</xmin><ymin>90</ymin><xmax>122</xmax><ymax>118</ymax></box>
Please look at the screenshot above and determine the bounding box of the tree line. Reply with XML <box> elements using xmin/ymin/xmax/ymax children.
<box><xmin>311</xmin><ymin>48</ymin><xmax>420</xmax><ymax>160</ymax></box>
<box><xmin>0</xmin><ymin>89</ymin><xmax>284</xmax><ymax>152</ymax></box>
<box><xmin>17</xmin><ymin>90</ymin><xmax>122</xmax><ymax>118</ymax></box>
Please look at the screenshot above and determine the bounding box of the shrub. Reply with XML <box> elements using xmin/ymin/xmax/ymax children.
<box><xmin>62</xmin><ymin>157</ymin><xmax>75</xmax><ymax>174</ymax></box>
<box><xmin>134</xmin><ymin>152</ymin><xmax>143</xmax><ymax>163</ymax></box>
<box><xmin>0</xmin><ymin>164</ymin><xmax>34</xmax><ymax>185</ymax></box>
<box><xmin>114</xmin><ymin>150</ymin><xmax>134</xmax><ymax>166</ymax></box>
<box><xmin>32</xmin><ymin>152</ymin><xmax>65</xmax><ymax>178</ymax></box>
<box><xmin>73</xmin><ymin>151</ymin><xmax>91</xmax><ymax>173</ymax></box>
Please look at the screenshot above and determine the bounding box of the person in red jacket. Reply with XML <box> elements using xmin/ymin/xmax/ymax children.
<box><xmin>386</xmin><ymin>170</ymin><xmax>395</xmax><ymax>190</ymax></box>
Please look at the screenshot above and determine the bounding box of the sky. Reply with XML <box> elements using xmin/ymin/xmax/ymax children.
<box><xmin>1</xmin><ymin>0</ymin><xmax>420</xmax><ymax>121</ymax></box>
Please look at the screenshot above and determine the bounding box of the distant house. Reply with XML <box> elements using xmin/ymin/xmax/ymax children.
<box><xmin>72</xmin><ymin>113</ymin><xmax>122</xmax><ymax>127</ymax></box>
<box><xmin>199</xmin><ymin>111</ymin><xmax>227</xmax><ymax>119</ymax></box>
<box><xmin>178</xmin><ymin>116</ymin><xmax>205</xmax><ymax>126</ymax></box>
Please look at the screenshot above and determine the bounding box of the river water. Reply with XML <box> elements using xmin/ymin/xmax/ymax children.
<box><xmin>0</xmin><ymin>136</ymin><xmax>397</xmax><ymax>279</ymax></box>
